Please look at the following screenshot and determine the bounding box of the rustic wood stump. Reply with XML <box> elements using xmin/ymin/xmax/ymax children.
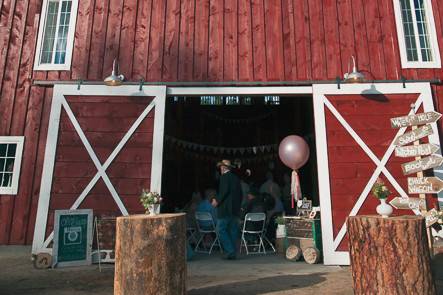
<box><xmin>347</xmin><ymin>215</ymin><xmax>436</xmax><ymax>295</ymax></box>
<box><xmin>286</xmin><ymin>245</ymin><xmax>302</xmax><ymax>261</ymax></box>
<box><xmin>114</xmin><ymin>213</ymin><xmax>186</xmax><ymax>295</ymax></box>
<box><xmin>303</xmin><ymin>247</ymin><xmax>320</xmax><ymax>264</ymax></box>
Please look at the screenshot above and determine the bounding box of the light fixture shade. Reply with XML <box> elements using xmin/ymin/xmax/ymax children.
<box><xmin>104</xmin><ymin>59</ymin><xmax>125</xmax><ymax>86</ymax></box>
<box><xmin>344</xmin><ymin>55</ymin><xmax>365</xmax><ymax>83</ymax></box>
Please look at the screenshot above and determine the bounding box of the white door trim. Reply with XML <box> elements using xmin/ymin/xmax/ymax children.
<box><xmin>32</xmin><ymin>85</ymin><xmax>166</xmax><ymax>254</ymax></box>
<box><xmin>313</xmin><ymin>82</ymin><xmax>441</xmax><ymax>265</ymax></box>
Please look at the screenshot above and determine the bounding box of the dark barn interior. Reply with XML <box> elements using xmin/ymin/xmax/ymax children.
<box><xmin>161</xmin><ymin>95</ymin><xmax>319</xmax><ymax>212</ymax></box>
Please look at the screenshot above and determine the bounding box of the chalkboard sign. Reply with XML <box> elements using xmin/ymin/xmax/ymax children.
<box><xmin>53</xmin><ymin>209</ymin><xmax>93</xmax><ymax>267</ymax></box>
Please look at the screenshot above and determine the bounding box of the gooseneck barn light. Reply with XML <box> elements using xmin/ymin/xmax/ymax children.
<box><xmin>104</xmin><ymin>59</ymin><xmax>125</xmax><ymax>86</ymax></box>
<box><xmin>344</xmin><ymin>55</ymin><xmax>365</xmax><ymax>83</ymax></box>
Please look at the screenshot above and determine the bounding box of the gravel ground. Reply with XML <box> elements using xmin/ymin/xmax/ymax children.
<box><xmin>2</xmin><ymin>246</ymin><xmax>443</xmax><ymax>295</ymax></box>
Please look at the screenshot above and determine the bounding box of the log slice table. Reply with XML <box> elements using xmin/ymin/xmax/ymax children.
<box><xmin>347</xmin><ymin>215</ymin><xmax>436</xmax><ymax>295</ymax></box>
<box><xmin>114</xmin><ymin>213</ymin><xmax>186</xmax><ymax>295</ymax></box>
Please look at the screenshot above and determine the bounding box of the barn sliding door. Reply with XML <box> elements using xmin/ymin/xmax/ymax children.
<box><xmin>313</xmin><ymin>83</ymin><xmax>441</xmax><ymax>265</ymax></box>
<box><xmin>32</xmin><ymin>85</ymin><xmax>166</xmax><ymax>254</ymax></box>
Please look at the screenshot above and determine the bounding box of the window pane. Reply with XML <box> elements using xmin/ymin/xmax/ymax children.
<box><xmin>54</xmin><ymin>0</ymin><xmax>72</xmax><ymax>64</ymax></box>
<box><xmin>400</xmin><ymin>0</ymin><xmax>419</xmax><ymax>61</ymax></box>
<box><xmin>0</xmin><ymin>159</ymin><xmax>5</xmax><ymax>173</ymax></box>
<box><xmin>0</xmin><ymin>173</ymin><xmax>3</xmax><ymax>187</ymax></box>
<box><xmin>6</xmin><ymin>144</ymin><xmax>16</xmax><ymax>157</ymax></box>
<box><xmin>414</xmin><ymin>0</ymin><xmax>433</xmax><ymax>62</ymax></box>
<box><xmin>40</xmin><ymin>1</ymin><xmax>60</xmax><ymax>64</ymax></box>
<box><xmin>0</xmin><ymin>144</ymin><xmax>6</xmax><ymax>157</ymax></box>
<box><xmin>2</xmin><ymin>173</ymin><xmax>13</xmax><ymax>187</ymax></box>
<box><xmin>5</xmin><ymin>158</ymin><xmax>14</xmax><ymax>172</ymax></box>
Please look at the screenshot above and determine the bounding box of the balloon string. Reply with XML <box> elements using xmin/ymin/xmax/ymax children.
<box><xmin>291</xmin><ymin>170</ymin><xmax>301</xmax><ymax>208</ymax></box>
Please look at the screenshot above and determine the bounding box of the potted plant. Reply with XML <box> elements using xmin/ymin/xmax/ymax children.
<box><xmin>275</xmin><ymin>216</ymin><xmax>286</xmax><ymax>238</ymax></box>
<box><xmin>140</xmin><ymin>189</ymin><xmax>162</xmax><ymax>216</ymax></box>
<box><xmin>371</xmin><ymin>178</ymin><xmax>393</xmax><ymax>218</ymax></box>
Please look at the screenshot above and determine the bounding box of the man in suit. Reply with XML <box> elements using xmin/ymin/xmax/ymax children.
<box><xmin>212</xmin><ymin>159</ymin><xmax>242</xmax><ymax>259</ymax></box>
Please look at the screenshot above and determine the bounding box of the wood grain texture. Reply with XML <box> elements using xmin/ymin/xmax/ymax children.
<box><xmin>347</xmin><ymin>215</ymin><xmax>436</xmax><ymax>295</ymax></box>
<box><xmin>193</xmin><ymin>0</ymin><xmax>209</xmax><ymax>80</ymax></box>
<box><xmin>178</xmin><ymin>0</ymin><xmax>195</xmax><ymax>81</ymax></box>
<box><xmin>237</xmin><ymin>0</ymin><xmax>253</xmax><ymax>81</ymax></box>
<box><xmin>162</xmin><ymin>0</ymin><xmax>180</xmax><ymax>81</ymax></box>
<box><xmin>223</xmin><ymin>0</ymin><xmax>238</xmax><ymax>81</ymax></box>
<box><xmin>208</xmin><ymin>0</ymin><xmax>223</xmax><ymax>81</ymax></box>
<box><xmin>114</xmin><ymin>213</ymin><xmax>186</xmax><ymax>295</ymax></box>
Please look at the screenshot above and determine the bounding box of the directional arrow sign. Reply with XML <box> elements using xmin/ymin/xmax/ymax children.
<box><xmin>407</xmin><ymin>177</ymin><xmax>443</xmax><ymax>194</ymax></box>
<box><xmin>393</xmin><ymin>124</ymin><xmax>433</xmax><ymax>146</ymax></box>
<box><xmin>391</xmin><ymin>111</ymin><xmax>442</xmax><ymax>128</ymax></box>
<box><xmin>424</xmin><ymin>208</ymin><xmax>439</xmax><ymax>227</ymax></box>
<box><xmin>389</xmin><ymin>197</ymin><xmax>426</xmax><ymax>210</ymax></box>
<box><xmin>395</xmin><ymin>143</ymin><xmax>439</xmax><ymax>158</ymax></box>
<box><xmin>401</xmin><ymin>154</ymin><xmax>443</xmax><ymax>175</ymax></box>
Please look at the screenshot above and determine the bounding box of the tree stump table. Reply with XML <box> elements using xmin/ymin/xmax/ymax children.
<box><xmin>347</xmin><ymin>215</ymin><xmax>436</xmax><ymax>295</ymax></box>
<box><xmin>114</xmin><ymin>213</ymin><xmax>186</xmax><ymax>295</ymax></box>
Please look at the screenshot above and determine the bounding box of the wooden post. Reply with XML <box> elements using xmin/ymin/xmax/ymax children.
<box><xmin>347</xmin><ymin>215</ymin><xmax>435</xmax><ymax>295</ymax></box>
<box><xmin>114</xmin><ymin>213</ymin><xmax>186</xmax><ymax>295</ymax></box>
<box><xmin>410</xmin><ymin>104</ymin><xmax>433</xmax><ymax>253</ymax></box>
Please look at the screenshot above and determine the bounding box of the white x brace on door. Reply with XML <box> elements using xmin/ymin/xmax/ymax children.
<box><xmin>32</xmin><ymin>85</ymin><xmax>166</xmax><ymax>254</ymax></box>
<box><xmin>313</xmin><ymin>82</ymin><xmax>442</xmax><ymax>265</ymax></box>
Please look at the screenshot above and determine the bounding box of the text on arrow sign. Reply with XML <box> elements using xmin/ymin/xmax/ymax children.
<box><xmin>391</xmin><ymin>111</ymin><xmax>442</xmax><ymax>128</ymax></box>
<box><xmin>394</xmin><ymin>124</ymin><xmax>433</xmax><ymax>147</ymax></box>
<box><xmin>407</xmin><ymin>177</ymin><xmax>443</xmax><ymax>194</ymax></box>
<box><xmin>395</xmin><ymin>143</ymin><xmax>439</xmax><ymax>158</ymax></box>
<box><xmin>401</xmin><ymin>155</ymin><xmax>443</xmax><ymax>175</ymax></box>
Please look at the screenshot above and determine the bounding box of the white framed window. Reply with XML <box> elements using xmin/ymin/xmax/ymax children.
<box><xmin>0</xmin><ymin>137</ymin><xmax>24</xmax><ymax>195</ymax></box>
<box><xmin>34</xmin><ymin>0</ymin><xmax>79</xmax><ymax>71</ymax></box>
<box><xmin>393</xmin><ymin>0</ymin><xmax>441</xmax><ymax>68</ymax></box>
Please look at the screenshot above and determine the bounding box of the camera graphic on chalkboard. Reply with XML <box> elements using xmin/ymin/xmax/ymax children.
<box><xmin>63</xmin><ymin>226</ymin><xmax>82</xmax><ymax>245</ymax></box>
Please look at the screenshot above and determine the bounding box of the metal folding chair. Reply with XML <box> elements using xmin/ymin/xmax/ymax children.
<box><xmin>194</xmin><ymin>211</ymin><xmax>221</xmax><ymax>254</ymax></box>
<box><xmin>240</xmin><ymin>213</ymin><xmax>267</xmax><ymax>255</ymax></box>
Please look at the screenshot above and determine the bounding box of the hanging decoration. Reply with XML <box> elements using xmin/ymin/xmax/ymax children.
<box><xmin>278</xmin><ymin>135</ymin><xmax>310</xmax><ymax>208</ymax></box>
<box><xmin>164</xmin><ymin>135</ymin><xmax>278</xmax><ymax>163</ymax></box>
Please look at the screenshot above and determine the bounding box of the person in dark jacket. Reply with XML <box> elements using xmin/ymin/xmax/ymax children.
<box><xmin>212</xmin><ymin>159</ymin><xmax>242</xmax><ymax>259</ymax></box>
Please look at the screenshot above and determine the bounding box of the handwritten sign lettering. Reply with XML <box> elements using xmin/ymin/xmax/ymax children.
<box><xmin>407</xmin><ymin>177</ymin><xmax>443</xmax><ymax>194</ymax></box>
<box><xmin>424</xmin><ymin>208</ymin><xmax>439</xmax><ymax>227</ymax></box>
<box><xmin>389</xmin><ymin>197</ymin><xmax>426</xmax><ymax>210</ymax></box>
<box><xmin>390</xmin><ymin>111</ymin><xmax>442</xmax><ymax>128</ymax></box>
<box><xmin>393</xmin><ymin>125</ymin><xmax>433</xmax><ymax>147</ymax></box>
<box><xmin>395</xmin><ymin>143</ymin><xmax>439</xmax><ymax>158</ymax></box>
<box><xmin>401</xmin><ymin>155</ymin><xmax>443</xmax><ymax>175</ymax></box>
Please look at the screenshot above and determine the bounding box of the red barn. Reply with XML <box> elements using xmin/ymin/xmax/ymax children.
<box><xmin>0</xmin><ymin>0</ymin><xmax>442</xmax><ymax>265</ymax></box>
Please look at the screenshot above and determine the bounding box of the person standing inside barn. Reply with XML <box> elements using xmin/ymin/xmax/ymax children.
<box><xmin>212</xmin><ymin>159</ymin><xmax>243</xmax><ymax>260</ymax></box>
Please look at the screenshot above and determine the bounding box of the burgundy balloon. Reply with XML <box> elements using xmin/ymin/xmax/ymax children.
<box><xmin>278</xmin><ymin>135</ymin><xmax>310</xmax><ymax>170</ymax></box>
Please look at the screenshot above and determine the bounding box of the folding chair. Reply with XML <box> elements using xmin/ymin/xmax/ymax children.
<box><xmin>194</xmin><ymin>211</ymin><xmax>221</xmax><ymax>254</ymax></box>
<box><xmin>240</xmin><ymin>213</ymin><xmax>267</xmax><ymax>255</ymax></box>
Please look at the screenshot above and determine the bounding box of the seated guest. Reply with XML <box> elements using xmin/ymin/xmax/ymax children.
<box><xmin>196</xmin><ymin>188</ymin><xmax>218</xmax><ymax>229</ymax></box>
<box><xmin>242</xmin><ymin>187</ymin><xmax>267</xmax><ymax>232</ymax></box>
<box><xmin>184</xmin><ymin>191</ymin><xmax>202</xmax><ymax>229</ymax></box>
<box><xmin>242</xmin><ymin>187</ymin><xmax>266</xmax><ymax>216</ymax></box>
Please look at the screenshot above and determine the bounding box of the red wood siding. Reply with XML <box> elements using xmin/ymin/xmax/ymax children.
<box><xmin>44</xmin><ymin>96</ymin><xmax>154</xmax><ymax>238</ymax></box>
<box><xmin>324</xmin><ymin>94</ymin><xmax>436</xmax><ymax>251</ymax></box>
<box><xmin>1</xmin><ymin>0</ymin><xmax>443</xmax><ymax>244</ymax></box>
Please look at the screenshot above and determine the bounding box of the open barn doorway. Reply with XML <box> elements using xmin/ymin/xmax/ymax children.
<box><xmin>161</xmin><ymin>93</ymin><xmax>319</xmax><ymax>216</ymax></box>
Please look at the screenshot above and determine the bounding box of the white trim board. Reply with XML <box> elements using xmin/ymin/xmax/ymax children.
<box><xmin>393</xmin><ymin>0</ymin><xmax>441</xmax><ymax>68</ymax></box>
<box><xmin>313</xmin><ymin>82</ymin><xmax>441</xmax><ymax>265</ymax></box>
<box><xmin>34</xmin><ymin>0</ymin><xmax>79</xmax><ymax>71</ymax></box>
<box><xmin>32</xmin><ymin>85</ymin><xmax>166</xmax><ymax>255</ymax></box>
<box><xmin>0</xmin><ymin>136</ymin><xmax>25</xmax><ymax>195</ymax></box>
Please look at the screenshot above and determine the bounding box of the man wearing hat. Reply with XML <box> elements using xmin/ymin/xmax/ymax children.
<box><xmin>212</xmin><ymin>159</ymin><xmax>243</xmax><ymax>259</ymax></box>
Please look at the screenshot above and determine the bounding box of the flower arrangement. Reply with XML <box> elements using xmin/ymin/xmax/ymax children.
<box><xmin>140</xmin><ymin>189</ymin><xmax>162</xmax><ymax>213</ymax></box>
<box><xmin>371</xmin><ymin>178</ymin><xmax>391</xmax><ymax>199</ymax></box>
